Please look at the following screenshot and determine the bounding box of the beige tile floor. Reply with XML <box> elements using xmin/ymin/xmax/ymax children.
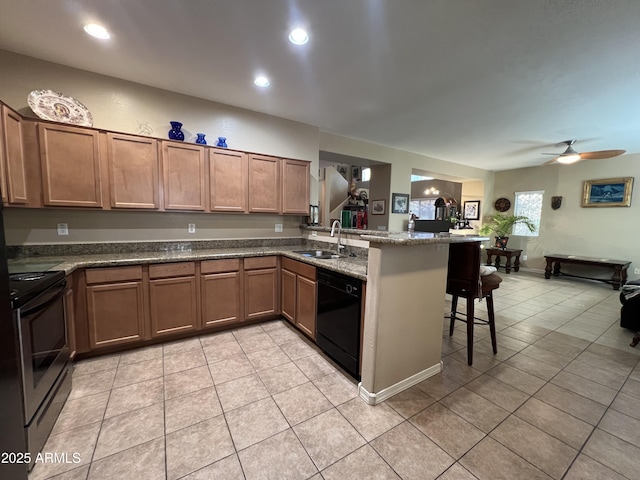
<box><xmin>29</xmin><ymin>272</ymin><xmax>640</xmax><ymax>480</ymax></box>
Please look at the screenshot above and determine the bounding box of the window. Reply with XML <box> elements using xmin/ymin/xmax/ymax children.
<box><xmin>361</xmin><ymin>167</ymin><xmax>371</xmax><ymax>182</ymax></box>
<box><xmin>513</xmin><ymin>190</ymin><xmax>543</xmax><ymax>236</ymax></box>
<box><xmin>409</xmin><ymin>198</ymin><xmax>436</xmax><ymax>220</ymax></box>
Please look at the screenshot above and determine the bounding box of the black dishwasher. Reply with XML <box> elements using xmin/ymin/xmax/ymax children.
<box><xmin>316</xmin><ymin>268</ymin><xmax>362</xmax><ymax>380</ymax></box>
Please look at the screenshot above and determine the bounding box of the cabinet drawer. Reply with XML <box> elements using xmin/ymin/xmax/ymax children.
<box><xmin>282</xmin><ymin>257</ymin><xmax>316</xmax><ymax>280</ymax></box>
<box><xmin>201</xmin><ymin>258</ymin><xmax>240</xmax><ymax>274</ymax></box>
<box><xmin>86</xmin><ymin>265</ymin><xmax>142</xmax><ymax>284</ymax></box>
<box><xmin>149</xmin><ymin>262</ymin><xmax>195</xmax><ymax>279</ymax></box>
<box><xmin>244</xmin><ymin>256</ymin><xmax>277</xmax><ymax>270</ymax></box>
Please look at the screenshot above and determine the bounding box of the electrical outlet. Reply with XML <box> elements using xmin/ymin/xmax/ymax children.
<box><xmin>57</xmin><ymin>223</ymin><xmax>69</xmax><ymax>236</ymax></box>
<box><xmin>311</xmin><ymin>231</ymin><xmax>317</xmax><ymax>237</ymax></box>
<box><xmin>274</xmin><ymin>224</ymin><xmax>283</xmax><ymax>233</ymax></box>
<box><xmin>634</xmin><ymin>268</ymin><xmax>640</xmax><ymax>275</ymax></box>
<box><xmin>522</xmin><ymin>255</ymin><xmax>527</xmax><ymax>261</ymax></box>
<box><xmin>188</xmin><ymin>223</ymin><xmax>196</xmax><ymax>234</ymax></box>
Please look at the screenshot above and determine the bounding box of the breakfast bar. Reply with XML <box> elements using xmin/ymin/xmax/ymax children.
<box><xmin>358</xmin><ymin>232</ymin><xmax>486</xmax><ymax>405</ymax></box>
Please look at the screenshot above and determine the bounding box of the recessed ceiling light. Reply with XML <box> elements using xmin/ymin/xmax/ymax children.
<box><xmin>254</xmin><ymin>76</ymin><xmax>270</xmax><ymax>87</ymax></box>
<box><xmin>288</xmin><ymin>28</ymin><xmax>309</xmax><ymax>45</ymax></box>
<box><xmin>84</xmin><ymin>23</ymin><xmax>110</xmax><ymax>40</ymax></box>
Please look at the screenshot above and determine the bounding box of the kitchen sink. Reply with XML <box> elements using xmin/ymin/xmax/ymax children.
<box><xmin>293</xmin><ymin>250</ymin><xmax>341</xmax><ymax>259</ymax></box>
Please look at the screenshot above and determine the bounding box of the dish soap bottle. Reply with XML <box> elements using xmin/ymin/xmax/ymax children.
<box><xmin>408</xmin><ymin>212</ymin><xmax>416</xmax><ymax>233</ymax></box>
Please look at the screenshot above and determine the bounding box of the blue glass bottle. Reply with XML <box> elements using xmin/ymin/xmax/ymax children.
<box><xmin>195</xmin><ymin>133</ymin><xmax>207</xmax><ymax>145</ymax></box>
<box><xmin>168</xmin><ymin>121</ymin><xmax>185</xmax><ymax>141</ymax></box>
<box><xmin>216</xmin><ymin>136</ymin><xmax>228</xmax><ymax>148</ymax></box>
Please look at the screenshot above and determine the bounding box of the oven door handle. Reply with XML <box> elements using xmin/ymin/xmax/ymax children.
<box><xmin>20</xmin><ymin>282</ymin><xmax>66</xmax><ymax>317</ymax></box>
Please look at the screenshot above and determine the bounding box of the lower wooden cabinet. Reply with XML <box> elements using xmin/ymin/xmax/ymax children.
<box><xmin>150</xmin><ymin>276</ymin><xmax>198</xmax><ymax>337</ymax></box>
<box><xmin>86</xmin><ymin>266</ymin><xmax>146</xmax><ymax>349</ymax></box>
<box><xmin>281</xmin><ymin>257</ymin><xmax>317</xmax><ymax>339</ymax></box>
<box><xmin>201</xmin><ymin>259</ymin><xmax>242</xmax><ymax>329</ymax></box>
<box><xmin>244</xmin><ymin>256</ymin><xmax>279</xmax><ymax>320</ymax></box>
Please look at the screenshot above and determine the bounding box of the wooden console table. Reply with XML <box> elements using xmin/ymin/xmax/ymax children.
<box><xmin>544</xmin><ymin>254</ymin><xmax>630</xmax><ymax>290</ymax></box>
<box><xmin>486</xmin><ymin>247</ymin><xmax>523</xmax><ymax>274</ymax></box>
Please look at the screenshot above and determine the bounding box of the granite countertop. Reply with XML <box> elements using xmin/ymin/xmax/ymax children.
<box><xmin>361</xmin><ymin>232</ymin><xmax>489</xmax><ymax>245</ymax></box>
<box><xmin>8</xmin><ymin>246</ymin><xmax>369</xmax><ymax>281</ymax></box>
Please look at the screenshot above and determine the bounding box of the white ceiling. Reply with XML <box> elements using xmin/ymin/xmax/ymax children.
<box><xmin>1</xmin><ymin>0</ymin><xmax>640</xmax><ymax>171</ymax></box>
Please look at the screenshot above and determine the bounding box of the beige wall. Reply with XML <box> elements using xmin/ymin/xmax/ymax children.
<box><xmin>0</xmin><ymin>50</ymin><xmax>321</xmax><ymax>244</ymax></box>
<box><xmin>4</xmin><ymin>209</ymin><xmax>302</xmax><ymax>244</ymax></box>
<box><xmin>493</xmin><ymin>155</ymin><xmax>640</xmax><ymax>279</ymax></box>
<box><xmin>320</xmin><ymin>133</ymin><xmax>495</xmax><ymax>231</ymax></box>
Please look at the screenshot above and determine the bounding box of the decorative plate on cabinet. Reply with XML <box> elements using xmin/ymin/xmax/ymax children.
<box><xmin>494</xmin><ymin>197</ymin><xmax>511</xmax><ymax>212</ymax></box>
<box><xmin>27</xmin><ymin>90</ymin><xmax>94</xmax><ymax>127</ymax></box>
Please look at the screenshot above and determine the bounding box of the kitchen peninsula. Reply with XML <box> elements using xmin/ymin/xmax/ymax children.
<box><xmin>358</xmin><ymin>232</ymin><xmax>486</xmax><ymax>405</ymax></box>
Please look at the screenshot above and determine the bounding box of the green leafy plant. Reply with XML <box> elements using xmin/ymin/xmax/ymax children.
<box><xmin>478</xmin><ymin>213</ymin><xmax>536</xmax><ymax>237</ymax></box>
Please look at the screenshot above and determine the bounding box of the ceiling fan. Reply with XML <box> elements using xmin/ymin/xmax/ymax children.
<box><xmin>542</xmin><ymin>140</ymin><xmax>625</xmax><ymax>165</ymax></box>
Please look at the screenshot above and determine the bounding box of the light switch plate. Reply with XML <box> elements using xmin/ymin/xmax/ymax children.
<box><xmin>57</xmin><ymin>223</ymin><xmax>69</xmax><ymax>236</ymax></box>
<box><xmin>188</xmin><ymin>223</ymin><xmax>196</xmax><ymax>234</ymax></box>
<box><xmin>274</xmin><ymin>224</ymin><xmax>283</xmax><ymax>233</ymax></box>
<box><xmin>311</xmin><ymin>231</ymin><xmax>317</xmax><ymax>236</ymax></box>
<box><xmin>635</xmin><ymin>268</ymin><xmax>640</xmax><ymax>275</ymax></box>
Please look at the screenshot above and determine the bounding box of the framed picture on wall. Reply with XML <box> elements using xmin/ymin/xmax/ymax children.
<box><xmin>463</xmin><ymin>200</ymin><xmax>481</xmax><ymax>220</ymax></box>
<box><xmin>582</xmin><ymin>177</ymin><xmax>633</xmax><ymax>207</ymax></box>
<box><xmin>392</xmin><ymin>193</ymin><xmax>410</xmax><ymax>214</ymax></box>
<box><xmin>371</xmin><ymin>199</ymin><xmax>385</xmax><ymax>215</ymax></box>
<box><xmin>352</xmin><ymin>166</ymin><xmax>361</xmax><ymax>181</ymax></box>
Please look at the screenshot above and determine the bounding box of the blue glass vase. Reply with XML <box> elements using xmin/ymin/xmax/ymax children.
<box><xmin>195</xmin><ymin>133</ymin><xmax>207</xmax><ymax>145</ymax></box>
<box><xmin>168</xmin><ymin>121</ymin><xmax>184</xmax><ymax>141</ymax></box>
<box><xmin>216</xmin><ymin>136</ymin><xmax>228</xmax><ymax>148</ymax></box>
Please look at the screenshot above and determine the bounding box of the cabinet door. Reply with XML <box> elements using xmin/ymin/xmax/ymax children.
<box><xmin>202</xmin><ymin>271</ymin><xmax>242</xmax><ymax>329</ymax></box>
<box><xmin>1</xmin><ymin>106</ymin><xmax>28</xmax><ymax>204</ymax></box>
<box><xmin>162</xmin><ymin>142</ymin><xmax>206</xmax><ymax>210</ymax></box>
<box><xmin>108</xmin><ymin>133</ymin><xmax>159</xmax><ymax>209</ymax></box>
<box><xmin>210</xmin><ymin>149</ymin><xmax>247</xmax><ymax>212</ymax></box>
<box><xmin>244</xmin><ymin>268</ymin><xmax>278</xmax><ymax>319</ymax></box>
<box><xmin>39</xmin><ymin>123</ymin><xmax>102</xmax><ymax>207</ymax></box>
<box><xmin>87</xmin><ymin>281</ymin><xmax>145</xmax><ymax>348</ymax></box>
<box><xmin>248</xmin><ymin>154</ymin><xmax>280</xmax><ymax>213</ymax></box>
<box><xmin>281</xmin><ymin>269</ymin><xmax>296</xmax><ymax>324</ymax></box>
<box><xmin>296</xmin><ymin>276</ymin><xmax>317</xmax><ymax>339</ymax></box>
<box><xmin>281</xmin><ymin>159</ymin><xmax>309</xmax><ymax>215</ymax></box>
<box><xmin>149</xmin><ymin>276</ymin><xmax>198</xmax><ymax>337</ymax></box>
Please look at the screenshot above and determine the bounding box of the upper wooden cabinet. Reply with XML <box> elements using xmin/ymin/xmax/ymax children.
<box><xmin>1</xmin><ymin>106</ymin><xmax>28</xmax><ymax>204</ymax></box>
<box><xmin>281</xmin><ymin>159</ymin><xmax>310</xmax><ymax>215</ymax></box>
<box><xmin>210</xmin><ymin>149</ymin><xmax>247</xmax><ymax>213</ymax></box>
<box><xmin>162</xmin><ymin>141</ymin><xmax>207</xmax><ymax>211</ymax></box>
<box><xmin>39</xmin><ymin>123</ymin><xmax>103</xmax><ymax>207</ymax></box>
<box><xmin>248</xmin><ymin>154</ymin><xmax>280</xmax><ymax>213</ymax></box>
<box><xmin>107</xmin><ymin>133</ymin><xmax>159</xmax><ymax>209</ymax></box>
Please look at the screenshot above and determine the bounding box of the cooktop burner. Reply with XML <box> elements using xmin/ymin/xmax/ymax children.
<box><xmin>9</xmin><ymin>271</ymin><xmax>66</xmax><ymax>309</ymax></box>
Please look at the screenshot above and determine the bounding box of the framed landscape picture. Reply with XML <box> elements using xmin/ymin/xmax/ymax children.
<box><xmin>463</xmin><ymin>200</ymin><xmax>481</xmax><ymax>220</ymax></box>
<box><xmin>582</xmin><ymin>177</ymin><xmax>633</xmax><ymax>207</ymax></box>
<box><xmin>371</xmin><ymin>199</ymin><xmax>385</xmax><ymax>215</ymax></box>
<box><xmin>392</xmin><ymin>193</ymin><xmax>409</xmax><ymax>214</ymax></box>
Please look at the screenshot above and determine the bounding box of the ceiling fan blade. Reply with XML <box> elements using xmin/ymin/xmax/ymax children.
<box><xmin>579</xmin><ymin>149</ymin><xmax>626</xmax><ymax>160</ymax></box>
<box><xmin>543</xmin><ymin>157</ymin><xmax>559</xmax><ymax>166</ymax></box>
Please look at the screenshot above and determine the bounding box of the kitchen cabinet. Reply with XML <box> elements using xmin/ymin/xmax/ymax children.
<box><xmin>39</xmin><ymin>123</ymin><xmax>103</xmax><ymax>207</ymax></box>
<box><xmin>281</xmin><ymin>159</ymin><xmax>310</xmax><ymax>215</ymax></box>
<box><xmin>1</xmin><ymin>105</ymin><xmax>28</xmax><ymax>205</ymax></box>
<box><xmin>201</xmin><ymin>258</ymin><xmax>243</xmax><ymax>329</ymax></box>
<box><xmin>149</xmin><ymin>262</ymin><xmax>198</xmax><ymax>337</ymax></box>
<box><xmin>107</xmin><ymin>133</ymin><xmax>159</xmax><ymax>209</ymax></box>
<box><xmin>210</xmin><ymin>149</ymin><xmax>248</xmax><ymax>212</ymax></box>
<box><xmin>281</xmin><ymin>257</ymin><xmax>317</xmax><ymax>339</ymax></box>
<box><xmin>86</xmin><ymin>266</ymin><xmax>146</xmax><ymax>349</ymax></box>
<box><xmin>244</xmin><ymin>256</ymin><xmax>279</xmax><ymax>319</ymax></box>
<box><xmin>162</xmin><ymin>141</ymin><xmax>207</xmax><ymax>211</ymax></box>
<box><xmin>248</xmin><ymin>154</ymin><xmax>280</xmax><ymax>213</ymax></box>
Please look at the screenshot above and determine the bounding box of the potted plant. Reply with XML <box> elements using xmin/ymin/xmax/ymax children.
<box><xmin>478</xmin><ymin>213</ymin><xmax>536</xmax><ymax>249</ymax></box>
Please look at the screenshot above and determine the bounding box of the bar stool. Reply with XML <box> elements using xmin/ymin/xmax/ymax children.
<box><xmin>446</xmin><ymin>241</ymin><xmax>502</xmax><ymax>365</ymax></box>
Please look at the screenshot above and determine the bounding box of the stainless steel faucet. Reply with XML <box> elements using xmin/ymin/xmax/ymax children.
<box><xmin>330</xmin><ymin>220</ymin><xmax>344</xmax><ymax>255</ymax></box>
